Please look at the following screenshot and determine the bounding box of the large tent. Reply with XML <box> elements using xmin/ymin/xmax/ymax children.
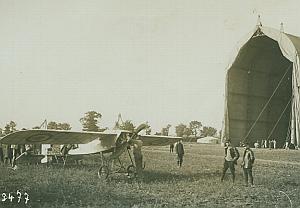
<box><xmin>223</xmin><ymin>25</ymin><xmax>300</xmax><ymax>148</ymax></box>
<box><xmin>197</xmin><ymin>136</ymin><xmax>220</xmax><ymax>144</ymax></box>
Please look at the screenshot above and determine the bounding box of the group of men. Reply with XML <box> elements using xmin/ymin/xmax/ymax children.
<box><xmin>170</xmin><ymin>140</ymin><xmax>255</xmax><ymax>186</ymax></box>
<box><xmin>221</xmin><ymin>141</ymin><xmax>255</xmax><ymax>186</ymax></box>
<box><xmin>0</xmin><ymin>144</ymin><xmax>33</xmax><ymax>169</ymax></box>
<box><xmin>259</xmin><ymin>139</ymin><xmax>277</xmax><ymax>149</ymax></box>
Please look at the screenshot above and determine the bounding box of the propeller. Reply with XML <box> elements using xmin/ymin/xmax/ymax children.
<box><xmin>129</xmin><ymin>123</ymin><xmax>148</xmax><ymax>141</ymax></box>
<box><xmin>134</xmin><ymin>124</ymin><xmax>148</xmax><ymax>134</ymax></box>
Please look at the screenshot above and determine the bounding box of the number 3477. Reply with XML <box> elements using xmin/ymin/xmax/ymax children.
<box><xmin>2</xmin><ymin>190</ymin><xmax>29</xmax><ymax>204</ymax></box>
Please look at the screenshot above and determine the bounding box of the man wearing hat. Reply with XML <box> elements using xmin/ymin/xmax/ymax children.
<box><xmin>221</xmin><ymin>141</ymin><xmax>239</xmax><ymax>183</ymax></box>
<box><xmin>241</xmin><ymin>143</ymin><xmax>255</xmax><ymax>186</ymax></box>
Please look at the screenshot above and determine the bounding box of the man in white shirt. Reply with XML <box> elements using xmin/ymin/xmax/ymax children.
<box><xmin>221</xmin><ymin>141</ymin><xmax>239</xmax><ymax>183</ymax></box>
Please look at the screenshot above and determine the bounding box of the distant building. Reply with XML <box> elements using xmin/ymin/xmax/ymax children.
<box><xmin>197</xmin><ymin>136</ymin><xmax>220</xmax><ymax>144</ymax></box>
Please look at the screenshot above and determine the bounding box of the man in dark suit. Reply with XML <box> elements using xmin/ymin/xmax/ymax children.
<box><xmin>241</xmin><ymin>143</ymin><xmax>255</xmax><ymax>186</ymax></box>
<box><xmin>176</xmin><ymin>140</ymin><xmax>184</xmax><ymax>167</ymax></box>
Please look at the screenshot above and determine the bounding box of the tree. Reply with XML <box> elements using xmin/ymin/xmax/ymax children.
<box><xmin>189</xmin><ymin>121</ymin><xmax>202</xmax><ymax>137</ymax></box>
<box><xmin>47</xmin><ymin>121</ymin><xmax>58</xmax><ymax>130</ymax></box>
<box><xmin>119</xmin><ymin>120</ymin><xmax>135</xmax><ymax>132</ymax></box>
<box><xmin>57</xmin><ymin>123</ymin><xmax>71</xmax><ymax>130</ymax></box>
<box><xmin>144</xmin><ymin>122</ymin><xmax>151</xmax><ymax>135</ymax></box>
<box><xmin>80</xmin><ymin>111</ymin><xmax>102</xmax><ymax>132</ymax></box>
<box><xmin>175</xmin><ymin>123</ymin><xmax>187</xmax><ymax>137</ymax></box>
<box><xmin>201</xmin><ymin>126</ymin><xmax>217</xmax><ymax>137</ymax></box>
<box><xmin>175</xmin><ymin>123</ymin><xmax>193</xmax><ymax>137</ymax></box>
<box><xmin>9</xmin><ymin>121</ymin><xmax>17</xmax><ymax>132</ymax></box>
<box><xmin>183</xmin><ymin>127</ymin><xmax>193</xmax><ymax>137</ymax></box>
<box><xmin>4</xmin><ymin>125</ymin><xmax>10</xmax><ymax>135</ymax></box>
<box><xmin>161</xmin><ymin>124</ymin><xmax>171</xmax><ymax>136</ymax></box>
<box><xmin>47</xmin><ymin>121</ymin><xmax>72</xmax><ymax>130</ymax></box>
<box><xmin>3</xmin><ymin>121</ymin><xmax>17</xmax><ymax>135</ymax></box>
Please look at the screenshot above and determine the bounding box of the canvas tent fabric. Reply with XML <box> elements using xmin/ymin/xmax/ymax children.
<box><xmin>223</xmin><ymin>25</ymin><xmax>300</xmax><ymax>148</ymax></box>
<box><xmin>197</xmin><ymin>136</ymin><xmax>220</xmax><ymax>144</ymax></box>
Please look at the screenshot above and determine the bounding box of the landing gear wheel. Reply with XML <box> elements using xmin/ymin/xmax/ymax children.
<box><xmin>126</xmin><ymin>165</ymin><xmax>136</xmax><ymax>179</ymax></box>
<box><xmin>98</xmin><ymin>165</ymin><xmax>110</xmax><ymax>179</ymax></box>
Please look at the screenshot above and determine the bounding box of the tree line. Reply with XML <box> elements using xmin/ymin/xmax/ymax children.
<box><xmin>0</xmin><ymin>111</ymin><xmax>218</xmax><ymax>138</ymax></box>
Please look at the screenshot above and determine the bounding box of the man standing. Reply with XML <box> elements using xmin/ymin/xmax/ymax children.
<box><xmin>170</xmin><ymin>143</ymin><xmax>174</xmax><ymax>153</ymax></box>
<box><xmin>132</xmin><ymin>139</ymin><xmax>143</xmax><ymax>177</ymax></box>
<box><xmin>264</xmin><ymin>140</ymin><xmax>268</xmax><ymax>148</ymax></box>
<box><xmin>221</xmin><ymin>141</ymin><xmax>239</xmax><ymax>183</ymax></box>
<box><xmin>254</xmin><ymin>140</ymin><xmax>259</xmax><ymax>148</ymax></box>
<box><xmin>175</xmin><ymin>140</ymin><xmax>184</xmax><ymax>167</ymax></box>
<box><xmin>241</xmin><ymin>143</ymin><xmax>255</xmax><ymax>186</ymax></box>
<box><xmin>2</xmin><ymin>144</ymin><xmax>11</xmax><ymax>165</ymax></box>
<box><xmin>273</xmin><ymin>139</ymin><xmax>277</xmax><ymax>149</ymax></box>
<box><xmin>11</xmin><ymin>144</ymin><xmax>18</xmax><ymax>169</ymax></box>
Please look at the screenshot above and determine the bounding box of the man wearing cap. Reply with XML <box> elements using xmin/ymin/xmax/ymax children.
<box><xmin>221</xmin><ymin>141</ymin><xmax>239</xmax><ymax>183</ymax></box>
<box><xmin>241</xmin><ymin>143</ymin><xmax>255</xmax><ymax>186</ymax></box>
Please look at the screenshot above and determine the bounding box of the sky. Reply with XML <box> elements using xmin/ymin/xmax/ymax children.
<box><xmin>1</xmin><ymin>0</ymin><xmax>300</xmax><ymax>134</ymax></box>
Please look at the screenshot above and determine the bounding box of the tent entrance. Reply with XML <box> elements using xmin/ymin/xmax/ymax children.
<box><xmin>227</xmin><ymin>35</ymin><xmax>292</xmax><ymax>146</ymax></box>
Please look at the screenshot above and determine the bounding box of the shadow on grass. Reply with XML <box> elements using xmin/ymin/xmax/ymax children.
<box><xmin>144</xmin><ymin>169</ymin><xmax>223</xmax><ymax>183</ymax></box>
<box><xmin>106</xmin><ymin>169</ymin><xmax>224</xmax><ymax>184</ymax></box>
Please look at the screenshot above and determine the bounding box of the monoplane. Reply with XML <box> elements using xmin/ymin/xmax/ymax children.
<box><xmin>0</xmin><ymin>124</ymin><xmax>181</xmax><ymax>179</ymax></box>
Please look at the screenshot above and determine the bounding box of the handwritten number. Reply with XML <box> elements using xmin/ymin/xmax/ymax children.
<box><xmin>24</xmin><ymin>192</ymin><xmax>29</xmax><ymax>204</ymax></box>
<box><xmin>1</xmin><ymin>193</ymin><xmax>7</xmax><ymax>202</ymax></box>
<box><xmin>1</xmin><ymin>191</ymin><xmax>28</xmax><ymax>204</ymax></box>
<box><xmin>16</xmin><ymin>190</ymin><xmax>22</xmax><ymax>203</ymax></box>
<box><xmin>8</xmin><ymin>193</ymin><xmax>14</xmax><ymax>202</ymax></box>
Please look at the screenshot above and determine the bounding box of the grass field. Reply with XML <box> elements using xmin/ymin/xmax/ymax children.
<box><xmin>1</xmin><ymin>143</ymin><xmax>300</xmax><ymax>208</ymax></box>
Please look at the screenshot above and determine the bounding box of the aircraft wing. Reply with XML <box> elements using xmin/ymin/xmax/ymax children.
<box><xmin>139</xmin><ymin>135</ymin><xmax>181</xmax><ymax>146</ymax></box>
<box><xmin>0</xmin><ymin>130</ymin><xmax>118</xmax><ymax>148</ymax></box>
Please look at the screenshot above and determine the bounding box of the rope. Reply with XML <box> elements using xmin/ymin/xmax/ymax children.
<box><xmin>243</xmin><ymin>63</ymin><xmax>292</xmax><ymax>141</ymax></box>
<box><xmin>285</xmin><ymin>110</ymin><xmax>292</xmax><ymax>142</ymax></box>
<box><xmin>266</xmin><ymin>97</ymin><xmax>292</xmax><ymax>141</ymax></box>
